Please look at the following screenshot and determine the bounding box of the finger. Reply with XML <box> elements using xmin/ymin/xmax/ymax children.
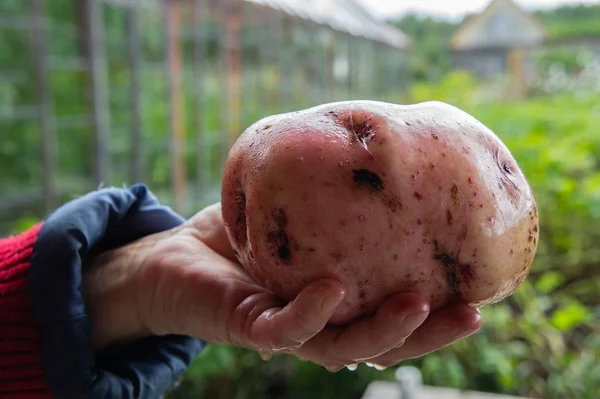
<box><xmin>365</xmin><ymin>303</ymin><xmax>482</xmax><ymax>368</ymax></box>
<box><xmin>249</xmin><ymin>279</ymin><xmax>346</xmax><ymax>351</ymax></box>
<box><xmin>295</xmin><ymin>292</ymin><xmax>430</xmax><ymax>370</ymax></box>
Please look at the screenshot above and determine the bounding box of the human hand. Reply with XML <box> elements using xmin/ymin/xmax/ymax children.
<box><xmin>83</xmin><ymin>203</ymin><xmax>481</xmax><ymax>370</ymax></box>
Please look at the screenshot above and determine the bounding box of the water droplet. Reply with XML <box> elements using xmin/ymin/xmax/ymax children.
<box><xmin>374</xmin><ymin>364</ymin><xmax>387</xmax><ymax>371</ymax></box>
<box><xmin>258</xmin><ymin>350</ymin><xmax>273</xmax><ymax>361</ymax></box>
<box><xmin>346</xmin><ymin>363</ymin><xmax>358</xmax><ymax>371</ymax></box>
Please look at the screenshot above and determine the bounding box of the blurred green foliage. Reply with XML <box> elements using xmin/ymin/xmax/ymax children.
<box><xmin>536</xmin><ymin>4</ymin><xmax>600</xmax><ymax>39</ymax></box>
<box><xmin>391</xmin><ymin>14</ymin><xmax>457</xmax><ymax>82</ymax></box>
<box><xmin>166</xmin><ymin>74</ymin><xmax>600</xmax><ymax>399</ymax></box>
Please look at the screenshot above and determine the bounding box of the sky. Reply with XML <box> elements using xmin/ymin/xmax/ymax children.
<box><xmin>358</xmin><ymin>0</ymin><xmax>600</xmax><ymax>20</ymax></box>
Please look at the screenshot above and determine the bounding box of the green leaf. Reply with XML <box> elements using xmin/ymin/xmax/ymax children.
<box><xmin>551</xmin><ymin>301</ymin><xmax>593</xmax><ymax>331</ymax></box>
<box><xmin>536</xmin><ymin>271</ymin><xmax>566</xmax><ymax>294</ymax></box>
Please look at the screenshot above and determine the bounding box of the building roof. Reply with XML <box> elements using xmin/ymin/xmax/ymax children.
<box><xmin>245</xmin><ymin>0</ymin><xmax>411</xmax><ymax>50</ymax></box>
<box><xmin>450</xmin><ymin>0</ymin><xmax>547</xmax><ymax>50</ymax></box>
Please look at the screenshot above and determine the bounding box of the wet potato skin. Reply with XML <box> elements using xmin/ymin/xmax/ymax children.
<box><xmin>222</xmin><ymin>101</ymin><xmax>539</xmax><ymax>325</ymax></box>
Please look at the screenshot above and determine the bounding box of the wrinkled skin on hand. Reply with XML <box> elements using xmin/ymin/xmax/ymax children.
<box><xmin>222</xmin><ymin>101</ymin><xmax>539</xmax><ymax>325</ymax></box>
<box><xmin>86</xmin><ymin>203</ymin><xmax>481</xmax><ymax>372</ymax></box>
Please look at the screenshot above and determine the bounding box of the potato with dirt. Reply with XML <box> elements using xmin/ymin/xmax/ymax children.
<box><xmin>221</xmin><ymin>101</ymin><xmax>539</xmax><ymax>325</ymax></box>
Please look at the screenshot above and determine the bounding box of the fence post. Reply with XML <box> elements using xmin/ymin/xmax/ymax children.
<box><xmin>30</xmin><ymin>0</ymin><xmax>57</xmax><ymax>214</ymax></box>
<box><xmin>192</xmin><ymin>0</ymin><xmax>208</xmax><ymax>201</ymax></box>
<box><xmin>165</xmin><ymin>0</ymin><xmax>187</xmax><ymax>212</ymax></box>
<box><xmin>125</xmin><ymin>2</ymin><xmax>144</xmax><ymax>183</ymax></box>
<box><xmin>85</xmin><ymin>0</ymin><xmax>111</xmax><ymax>186</ymax></box>
<box><xmin>224</xmin><ymin>0</ymin><xmax>242</xmax><ymax>148</ymax></box>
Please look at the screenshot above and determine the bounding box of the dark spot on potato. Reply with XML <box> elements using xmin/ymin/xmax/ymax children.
<box><xmin>385</xmin><ymin>196</ymin><xmax>403</xmax><ymax>212</ymax></box>
<box><xmin>429</xmin><ymin>163</ymin><xmax>435</xmax><ymax>169</ymax></box>
<box><xmin>267</xmin><ymin>209</ymin><xmax>293</xmax><ymax>263</ymax></box>
<box><xmin>472</xmin><ymin>249</ymin><xmax>477</xmax><ymax>257</ymax></box>
<box><xmin>417</xmin><ymin>248</ymin><xmax>422</xmax><ymax>253</ymax></box>
<box><xmin>468</xmin><ymin>201</ymin><xmax>475</xmax><ymax>209</ymax></box>
<box><xmin>411</xmin><ymin>174</ymin><xmax>416</xmax><ymax>180</ymax></box>
<box><xmin>479</xmin><ymin>204</ymin><xmax>484</xmax><ymax>209</ymax></box>
<box><xmin>405</xmin><ymin>121</ymin><xmax>411</xmax><ymax>126</ymax></box>
<box><xmin>354</xmin><ymin>120</ymin><xmax>375</xmax><ymax>143</ymax></box>
<box><xmin>358</xmin><ymin>215</ymin><xmax>366</xmax><ymax>222</ymax></box>
<box><xmin>433</xmin><ymin>240</ymin><xmax>460</xmax><ymax>296</ymax></box>
<box><xmin>360</xmin><ymin>245</ymin><xmax>364</xmax><ymax>252</ymax></box>
<box><xmin>278</xmin><ymin>241</ymin><xmax>291</xmax><ymax>262</ymax></box>
<box><xmin>267</xmin><ymin>230</ymin><xmax>291</xmax><ymax>263</ymax></box>
<box><xmin>394</xmin><ymin>254</ymin><xmax>398</xmax><ymax>261</ymax></box>
<box><xmin>417</xmin><ymin>219</ymin><xmax>422</xmax><ymax>225</ymax></box>
<box><xmin>503</xmin><ymin>163</ymin><xmax>512</xmax><ymax>174</ymax></box>
<box><xmin>451</xmin><ymin>184</ymin><xmax>459</xmax><ymax>204</ymax></box>
<box><xmin>459</xmin><ymin>264</ymin><xmax>474</xmax><ymax>284</ymax></box>
<box><xmin>272</xmin><ymin>208</ymin><xmax>287</xmax><ymax>228</ymax></box>
<box><xmin>233</xmin><ymin>189</ymin><xmax>247</xmax><ymax>246</ymax></box>
<box><xmin>431</xmin><ymin>132</ymin><xmax>439</xmax><ymax>140</ymax></box>
<box><xmin>353</xmin><ymin>169</ymin><xmax>384</xmax><ymax>191</ymax></box>
<box><xmin>233</xmin><ymin>249</ymin><xmax>240</xmax><ymax>258</ymax></box>
<box><xmin>308</xmin><ymin>247</ymin><xmax>316</xmax><ymax>252</ymax></box>
<box><xmin>330</xmin><ymin>252</ymin><xmax>343</xmax><ymax>261</ymax></box>
<box><xmin>446</xmin><ymin>209</ymin><xmax>453</xmax><ymax>226</ymax></box>
<box><xmin>340</xmin><ymin>220</ymin><xmax>346</xmax><ymax>226</ymax></box>
<box><xmin>414</xmin><ymin>192</ymin><xmax>423</xmax><ymax>201</ymax></box>
<box><xmin>533</xmin><ymin>224</ymin><xmax>538</xmax><ymax>233</ymax></box>
<box><xmin>510</xmin><ymin>248</ymin><xmax>514</xmax><ymax>255</ymax></box>
<box><xmin>433</xmin><ymin>251</ymin><xmax>456</xmax><ymax>267</ymax></box>
<box><xmin>263</xmin><ymin>124</ymin><xmax>272</xmax><ymax>130</ymax></box>
<box><xmin>442</xmin><ymin>152</ymin><xmax>447</xmax><ymax>158</ymax></box>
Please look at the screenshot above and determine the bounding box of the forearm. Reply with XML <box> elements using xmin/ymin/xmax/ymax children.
<box><xmin>82</xmin><ymin>236</ymin><xmax>152</xmax><ymax>350</ymax></box>
<box><xmin>1</xmin><ymin>185</ymin><xmax>205</xmax><ymax>398</ymax></box>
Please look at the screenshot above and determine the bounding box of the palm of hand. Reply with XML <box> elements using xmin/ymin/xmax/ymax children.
<box><xmin>138</xmin><ymin>204</ymin><xmax>482</xmax><ymax>371</ymax></box>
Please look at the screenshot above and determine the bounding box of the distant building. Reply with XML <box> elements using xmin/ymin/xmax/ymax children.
<box><xmin>449</xmin><ymin>0</ymin><xmax>547</xmax><ymax>89</ymax></box>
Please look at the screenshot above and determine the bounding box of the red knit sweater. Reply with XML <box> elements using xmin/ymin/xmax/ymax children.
<box><xmin>0</xmin><ymin>224</ymin><xmax>52</xmax><ymax>398</ymax></box>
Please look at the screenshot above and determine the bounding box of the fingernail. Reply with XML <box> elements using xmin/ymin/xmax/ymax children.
<box><xmin>320</xmin><ymin>288</ymin><xmax>345</xmax><ymax>312</ymax></box>
<box><xmin>403</xmin><ymin>310</ymin><xmax>429</xmax><ymax>329</ymax></box>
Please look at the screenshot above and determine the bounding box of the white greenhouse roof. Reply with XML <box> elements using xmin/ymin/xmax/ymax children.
<box><xmin>245</xmin><ymin>0</ymin><xmax>411</xmax><ymax>49</ymax></box>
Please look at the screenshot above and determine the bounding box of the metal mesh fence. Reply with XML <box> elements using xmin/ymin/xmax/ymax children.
<box><xmin>0</xmin><ymin>0</ymin><xmax>410</xmax><ymax>233</ymax></box>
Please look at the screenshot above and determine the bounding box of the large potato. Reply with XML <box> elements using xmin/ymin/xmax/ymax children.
<box><xmin>221</xmin><ymin>101</ymin><xmax>539</xmax><ymax>325</ymax></box>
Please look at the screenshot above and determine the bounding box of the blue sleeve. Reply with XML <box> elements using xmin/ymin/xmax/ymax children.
<box><xmin>29</xmin><ymin>184</ymin><xmax>207</xmax><ymax>399</ymax></box>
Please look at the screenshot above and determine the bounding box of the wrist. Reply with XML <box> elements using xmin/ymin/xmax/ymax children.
<box><xmin>82</xmin><ymin>235</ymin><xmax>156</xmax><ymax>349</ymax></box>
